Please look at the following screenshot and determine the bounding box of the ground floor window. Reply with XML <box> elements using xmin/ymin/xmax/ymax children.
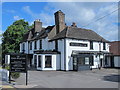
<box><xmin>38</xmin><ymin>56</ymin><xmax>41</xmax><ymax>67</ymax></box>
<box><xmin>45</xmin><ymin>56</ymin><xmax>52</xmax><ymax>68</ymax></box>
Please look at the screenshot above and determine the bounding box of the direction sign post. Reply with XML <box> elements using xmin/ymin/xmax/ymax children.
<box><xmin>9</xmin><ymin>54</ymin><xmax>28</xmax><ymax>85</ymax></box>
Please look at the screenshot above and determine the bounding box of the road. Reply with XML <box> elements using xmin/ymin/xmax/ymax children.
<box><xmin>14</xmin><ymin>68</ymin><xmax>119</xmax><ymax>88</ymax></box>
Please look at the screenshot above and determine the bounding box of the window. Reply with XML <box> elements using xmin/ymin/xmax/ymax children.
<box><xmin>45</xmin><ymin>56</ymin><xmax>52</xmax><ymax>68</ymax></box>
<box><xmin>22</xmin><ymin>43</ymin><xmax>25</xmax><ymax>51</ymax></box>
<box><xmin>38</xmin><ymin>56</ymin><xmax>41</xmax><ymax>67</ymax></box>
<box><xmin>85</xmin><ymin>57</ymin><xmax>89</xmax><ymax>65</ymax></box>
<box><xmin>55</xmin><ymin>40</ymin><xmax>58</xmax><ymax>50</ymax></box>
<box><xmin>89</xmin><ymin>56</ymin><xmax>94</xmax><ymax>66</ymax></box>
<box><xmin>34</xmin><ymin>41</ymin><xmax>37</xmax><ymax>49</ymax></box>
<box><xmin>103</xmin><ymin>42</ymin><xmax>106</xmax><ymax>50</ymax></box>
<box><xmin>30</xmin><ymin>42</ymin><xmax>32</xmax><ymax>50</ymax></box>
<box><xmin>90</xmin><ymin>41</ymin><xmax>93</xmax><ymax>49</ymax></box>
<box><xmin>70</xmin><ymin>42</ymin><xmax>87</xmax><ymax>47</ymax></box>
<box><xmin>39</xmin><ymin>40</ymin><xmax>42</xmax><ymax>49</ymax></box>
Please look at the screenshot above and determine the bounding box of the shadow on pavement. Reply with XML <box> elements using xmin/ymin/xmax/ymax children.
<box><xmin>103</xmin><ymin>74</ymin><xmax>120</xmax><ymax>82</ymax></box>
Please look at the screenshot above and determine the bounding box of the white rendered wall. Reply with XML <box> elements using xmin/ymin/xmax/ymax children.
<box><xmin>58</xmin><ymin>39</ymin><xmax>65</xmax><ymax>70</ymax></box>
<box><xmin>65</xmin><ymin>39</ymin><xmax>110</xmax><ymax>70</ymax></box>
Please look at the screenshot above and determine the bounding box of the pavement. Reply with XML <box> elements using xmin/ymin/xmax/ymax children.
<box><xmin>0</xmin><ymin>67</ymin><xmax>15</xmax><ymax>90</ymax></box>
<box><xmin>13</xmin><ymin>68</ymin><xmax>119</xmax><ymax>88</ymax></box>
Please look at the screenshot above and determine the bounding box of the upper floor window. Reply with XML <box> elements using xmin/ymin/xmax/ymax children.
<box><xmin>70</xmin><ymin>42</ymin><xmax>87</xmax><ymax>47</ymax></box>
<box><xmin>103</xmin><ymin>42</ymin><xmax>106</xmax><ymax>50</ymax></box>
<box><xmin>90</xmin><ymin>41</ymin><xmax>93</xmax><ymax>49</ymax></box>
<box><xmin>30</xmin><ymin>42</ymin><xmax>32</xmax><ymax>50</ymax></box>
<box><xmin>39</xmin><ymin>40</ymin><xmax>42</xmax><ymax>49</ymax></box>
<box><xmin>34</xmin><ymin>41</ymin><xmax>37</xmax><ymax>49</ymax></box>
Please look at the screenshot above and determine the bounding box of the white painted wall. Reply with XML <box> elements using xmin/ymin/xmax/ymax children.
<box><xmin>65</xmin><ymin>39</ymin><xmax>109</xmax><ymax>70</ymax></box>
<box><xmin>58</xmin><ymin>39</ymin><xmax>65</xmax><ymax>70</ymax></box>
<box><xmin>20</xmin><ymin>37</ymin><xmax>110</xmax><ymax>71</ymax></box>
<box><xmin>114</xmin><ymin>56</ymin><xmax>120</xmax><ymax>67</ymax></box>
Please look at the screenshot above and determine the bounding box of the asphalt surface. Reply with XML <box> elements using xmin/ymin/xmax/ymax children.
<box><xmin>13</xmin><ymin>68</ymin><xmax>119</xmax><ymax>88</ymax></box>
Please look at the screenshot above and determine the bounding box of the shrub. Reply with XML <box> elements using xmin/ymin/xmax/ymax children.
<box><xmin>11</xmin><ymin>72</ymin><xmax>20</xmax><ymax>79</ymax></box>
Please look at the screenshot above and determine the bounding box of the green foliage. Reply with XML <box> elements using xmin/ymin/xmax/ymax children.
<box><xmin>2</xmin><ymin>19</ymin><xmax>30</xmax><ymax>57</ymax></box>
<box><xmin>11</xmin><ymin>72</ymin><xmax>20</xmax><ymax>79</ymax></box>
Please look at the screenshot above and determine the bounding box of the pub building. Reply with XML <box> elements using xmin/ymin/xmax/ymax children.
<box><xmin>5</xmin><ymin>10</ymin><xmax>111</xmax><ymax>71</ymax></box>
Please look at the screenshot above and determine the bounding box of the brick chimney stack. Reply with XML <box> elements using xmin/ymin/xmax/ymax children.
<box><xmin>34</xmin><ymin>19</ymin><xmax>42</xmax><ymax>33</ymax></box>
<box><xmin>54</xmin><ymin>10</ymin><xmax>66</xmax><ymax>34</ymax></box>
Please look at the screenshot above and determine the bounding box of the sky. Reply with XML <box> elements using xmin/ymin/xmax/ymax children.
<box><xmin>1</xmin><ymin>2</ymin><xmax>119</xmax><ymax>44</ymax></box>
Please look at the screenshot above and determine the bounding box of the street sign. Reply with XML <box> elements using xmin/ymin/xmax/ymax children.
<box><xmin>9</xmin><ymin>53</ymin><xmax>28</xmax><ymax>85</ymax></box>
<box><xmin>10</xmin><ymin>54</ymin><xmax>27</xmax><ymax>73</ymax></box>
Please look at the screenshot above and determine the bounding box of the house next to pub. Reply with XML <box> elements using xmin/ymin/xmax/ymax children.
<box><xmin>105</xmin><ymin>41</ymin><xmax>120</xmax><ymax>68</ymax></box>
<box><xmin>8</xmin><ymin>10</ymin><xmax>112</xmax><ymax>71</ymax></box>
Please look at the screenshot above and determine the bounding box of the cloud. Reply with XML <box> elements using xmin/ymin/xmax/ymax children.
<box><xmin>13</xmin><ymin>15</ymin><xmax>22</xmax><ymax>20</ymax></box>
<box><xmin>22</xmin><ymin>2</ymin><xmax>118</xmax><ymax>41</ymax></box>
<box><xmin>50</xmin><ymin>2</ymin><xmax>118</xmax><ymax>41</ymax></box>
<box><xmin>22</xmin><ymin>6</ymin><xmax>54</xmax><ymax>26</ymax></box>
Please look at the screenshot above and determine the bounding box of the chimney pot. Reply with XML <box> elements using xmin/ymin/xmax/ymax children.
<box><xmin>71</xmin><ymin>22</ymin><xmax>77</xmax><ymax>27</ymax></box>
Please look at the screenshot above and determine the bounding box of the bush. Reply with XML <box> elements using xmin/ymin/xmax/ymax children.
<box><xmin>11</xmin><ymin>72</ymin><xmax>20</xmax><ymax>79</ymax></box>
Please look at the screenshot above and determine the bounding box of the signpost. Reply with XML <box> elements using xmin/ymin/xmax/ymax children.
<box><xmin>9</xmin><ymin>54</ymin><xmax>28</xmax><ymax>85</ymax></box>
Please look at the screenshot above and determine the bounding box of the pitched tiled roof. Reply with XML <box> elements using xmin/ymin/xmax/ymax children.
<box><xmin>50</xmin><ymin>26</ymin><xmax>109</xmax><ymax>42</ymax></box>
<box><xmin>20</xmin><ymin>26</ymin><xmax>54</xmax><ymax>42</ymax></box>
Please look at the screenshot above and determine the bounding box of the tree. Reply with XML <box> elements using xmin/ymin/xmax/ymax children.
<box><xmin>2</xmin><ymin>19</ymin><xmax>30</xmax><ymax>61</ymax></box>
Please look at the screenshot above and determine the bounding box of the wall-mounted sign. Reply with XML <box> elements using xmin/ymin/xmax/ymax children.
<box><xmin>10</xmin><ymin>54</ymin><xmax>27</xmax><ymax>73</ymax></box>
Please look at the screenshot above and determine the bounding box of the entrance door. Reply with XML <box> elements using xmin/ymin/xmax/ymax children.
<box><xmin>73</xmin><ymin>57</ymin><xmax>78</xmax><ymax>71</ymax></box>
<box><xmin>100</xmin><ymin>59</ymin><xmax>103</xmax><ymax>67</ymax></box>
<box><xmin>38</xmin><ymin>55</ymin><xmax>41</xmax><ymax>68</ymax></box>
<box><xmin>77</xmin><ymin>57</ymin><xmax>90</xmax><ymax>71</ymax></box>
<box><xmin>34</xmin><ymin>55</ymin><xmax>37</xmax><ymax>68</ymax></box>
